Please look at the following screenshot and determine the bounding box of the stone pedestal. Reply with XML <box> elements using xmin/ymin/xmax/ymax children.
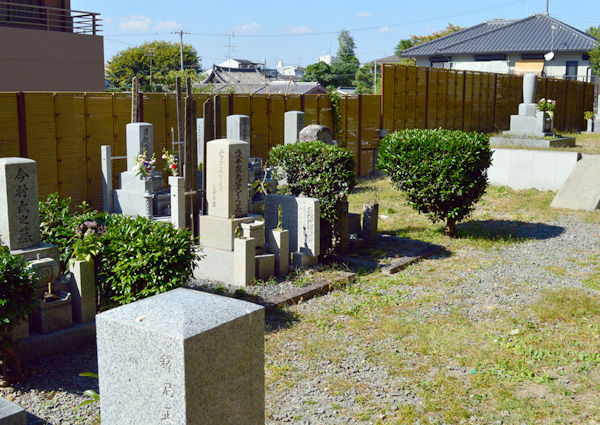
<box><xmin>362</xmin><ymin>203</ymin><xmax>379</xmax><ymax>246</ymax></box>
<box><xmin>32</xmin><ymin>292</ymin><xmax>73</xmax><ymax>334</ymax></box>
<box><xmin>70</xmin><ymin>259</ymin><xmax>96</xmax><ymax>323</ymax></box>
<box><xmin>96</xmin><ymin>288</ymin><xmax>264</xmax><ymax>425</ymax></box>
<box><xmin>169</xmin><ymin>176</ymin><xmax>186</xmax><ymax>230</ymax></box>
<box><xmin>0</xmin><ymin>397</ymin><xmax>26</xmax><ymax>425</ymax></box>
<box><xmin>268</xmin><ymin>229</ymin><xmax>290</xmax><ymax>276</ymax></box>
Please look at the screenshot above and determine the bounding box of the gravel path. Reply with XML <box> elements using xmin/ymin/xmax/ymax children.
<box><xmin>6</xmin><ymin>214</ymin><xmax>599</xmax><ymax>425</ymax></box>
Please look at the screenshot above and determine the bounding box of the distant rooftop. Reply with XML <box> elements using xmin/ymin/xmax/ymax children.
<box><xmin>401</xmin><ymin>14</ymin><xmax>597</xmax><ymax>57</ymax></box>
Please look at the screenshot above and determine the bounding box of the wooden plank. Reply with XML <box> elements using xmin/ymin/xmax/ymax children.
<box><xmin>463</xmin><ymin>72</ymin><xmax>473</xmax><ymax>131</ymax></box>
<box><xmin>395</xmin><ymin>65</ymin><xmax>407</xmax><ymax>131</ymax></box>
<box><xmin>415</xmin><ymin>67</ymin><xmax>428</xmax><ymax>129</ymax></box>
<box><xmin>446</xmin><ymin>70</ymin><xmax>456</xmax><ymax>130</ymax></box>
<box><xmin>437</xmin><ymin>69</ymin><xmax>448</xmax><ymax>129</ymax></box>
<box><xmin>426</xmin><ymin>68</ymin><xmax>436</xmax><ymax>129</ymax></box>
<box><xmin>249</xmin><ymin>94</ymin><xmax>269</xmax><ymax>159</ymax></box>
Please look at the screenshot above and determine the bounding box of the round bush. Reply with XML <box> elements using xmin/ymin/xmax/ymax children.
<box><xmin>268</xmin><ymin>140</ymin><xmax>356</xmax><ymax>224</ymax></box>
<box><xmin>377</xmin><ymin>128</ymin><xmax>492</xmax><ymax>237</ymax></box>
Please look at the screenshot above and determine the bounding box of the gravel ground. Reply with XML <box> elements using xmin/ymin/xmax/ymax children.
<box><xmin>6</xmin><ymin>214</ymin><xmax>600</xmax><ymax>425</ymax></box>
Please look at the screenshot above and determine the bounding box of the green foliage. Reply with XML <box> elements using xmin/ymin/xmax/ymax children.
<box><xmin>377</xmin><ymin>129</ymin><xmax>492</xmax><ymax>237</ymax></box>
<box><xmin>39</xmin><ymin>194</ymin><xmax>199</xmax><ymax>307</ymax></box>
<box><xmin>301</xmin><ymin>61</ymin><xmax>334</xmax><ymax>87</ymax></box>
<box><xmin>163</xmin><ymin>68</ymin><xmax>201</xmax><ymax>92</ymax></box>
<box><xmin>590</xmin><ymin>43</ymin><xmax>600</xmax><ymax>77</ymax></box>
<box><xmin>106</xmin><ymin>40</ymin><xmax>201</xmax><ymax>91</ymax></box>
<box><xmin>0</xmin><ymin>245</ymin><xmax>37</xmax><ymax>344</ymax></box>
<box><xmin>269</xmin><ymin>141</ymin><xmax>356</xmax><ymax>224</ymax></box>
<box><xmin>584</xmin><ymin>111</ymin><xmax>595</xmax><ymax>120</ymax></box>
<box><xmin>327</xmin><ymin>87</ymin><xmax>344</xmax><ymax>147</ymax></box>
<box><xmin>78</xmin><ymin>372</ymin><xmax>99</xmax><ymax>407</ymax></box>
<box><xmin>353</xmin><ymin>62</ymin><xmax>381</xmax><ymax>94</ymax></box>
<box><xmin>98</xmin><ymin>215</ymin><xmax>198</xmax><ymax>305</ymax></box>
<box><xmin>585</xmin><ymin>25</ymin><xmax>600</xmax><ymax>39</ymax></box>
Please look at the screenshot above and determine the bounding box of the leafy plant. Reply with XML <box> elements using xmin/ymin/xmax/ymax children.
<box><xmin>98</xmin><ymin>215</ymin><xmax>199</xmax><ymax>305</ymax></box>
<box><xmin>269</xmin><ymin>140</ymin><xmax>356</xmax><ymax>225</ymax></box>
<box><xmin>78</xmin><ymin>372</ymin><xmax>100</xmax><ymax>407</ymax></box>
<box><xmin>584</xmin><ymin>111</ymin><xmax>595</xmax><ymax>120</ymax></box>
<box><xmin>327</xmin><ymin>87</ymin><xmax>344</xmax><ymax>147</ymax></box>
<box><xmin>0</xmin><ymin>245</ymin><xmax>37</xmax><ymax>347</ymax></box>
<box><xmin>377</xmin><ymin>129</ymin><xmax>492</xmax><ymax>237</ymax></box>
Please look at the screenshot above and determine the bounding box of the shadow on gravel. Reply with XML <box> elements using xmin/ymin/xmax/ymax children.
<box><xmin>457</xmin><ymin>220</ymin><xmax>565</xmax><ymax>241</ymax></box>
<box><xmin>265</xmin><ymin>307</ymin><xmax>300</xmax><ymax>334</ymax></box>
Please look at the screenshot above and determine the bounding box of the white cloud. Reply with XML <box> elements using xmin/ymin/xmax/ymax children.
<box><xmin>356</xmin><ymin>12</ymin><xmax>372</xmax><ymax>18</ymax></box>
<box><xmin>119</xmin><ymin>15</ymin><xmax>152</xmax><ymax>31</ymax></box>
<box><xmin>290</xmin><ymin>26</ymin><xmax>312</xmax><ymax>34</ymax></box>
<box><xmin>379</xmin><ymin>26</ymin><xmax>392</xmax><ymax>33</ymax></box>
<box><xmin>232</xmin><ymin>22</ymin><xmax>260</xmax><ymax>34</ymax></box>
<box><xmin>154</xmin><ymin>20</ymin><xmax>179</xmax><ymax>31</ymax></box>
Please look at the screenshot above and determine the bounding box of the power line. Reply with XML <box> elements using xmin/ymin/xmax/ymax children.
<box><xmin>172</xmin><ymin>24</ymin><xmax>191</xmax><ymax>71</ymax></box>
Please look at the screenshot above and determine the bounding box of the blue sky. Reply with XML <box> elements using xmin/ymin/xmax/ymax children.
<box><xmin>73</xmin><ymin>0</ymin><xmax>599</xmax><ymax>69</ymax></box>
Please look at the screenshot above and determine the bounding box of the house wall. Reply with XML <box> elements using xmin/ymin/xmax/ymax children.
<box><xmin>417</xmin><ymin>53</ymin><xmax>593</xmax><ymax>81</ymax></box>
<box><xmin>0</xmin><ymin>26</ymin><xmax>104</xmax><ymax>91</ymax></box>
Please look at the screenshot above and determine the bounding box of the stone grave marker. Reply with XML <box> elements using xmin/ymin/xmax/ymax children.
<box><xmin>264</xmin><ymin>194</ymin><xmax>320</xmax><ymax>258</ymax></box>
<box><xmin>299</xmin><ymin>124</ymin><xmax>333</xmax><ymax>145</ymax></box>
<box><xmin>0</xmin><ymin>158</ymin><xmax>41</xmax><ymax>250</ymax></box>
<box><xmin>284</xmin><ymin>111</ymin><xmax>305</xmax><ymax>144</ymax></box>
<box><xmin>96</xmin><ymin>288</ymin><xmax>264</xmax><ymax>425</ymax></box>
<box><xmin>227</xmin><ymin>114</ymin><xmax>250</xmax><ymax>143</ymax></box>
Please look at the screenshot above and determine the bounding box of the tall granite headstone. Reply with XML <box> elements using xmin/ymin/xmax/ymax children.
<box><xmin>205</xmin><ymin>139</ymin><xmax>250</xmax><ymax>218</ymax></box>
<box><xmin>96</xmin><ymin>288</ymin><xmax>264</xmax><ymax>425</ymax></box>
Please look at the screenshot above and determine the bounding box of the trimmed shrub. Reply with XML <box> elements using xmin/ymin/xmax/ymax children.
<box><xmin>268</xmin><ymin>140</ymin><xmax>356</xmax><ymax>224</ymax></box>
<box><xmin>377</xmin><ymin>129</ymin><xmax>492</xmax><ymax>237</ymax></box>
<box><xmin>0</xmin><ymin>245</ymin><xmax>37</xmax><ymax>345</ymax></box>
<box><xmin>98</xmin><ymin>214</ymin><xmax>198</xmax><ymax>306</ymax></box>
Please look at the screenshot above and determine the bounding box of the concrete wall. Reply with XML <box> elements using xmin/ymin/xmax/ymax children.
<box><xmin>0</xmin><ymin>26</ymin><xmax>104</xmax><ymax>91</ymax></box>
<box><xmin>488</xmin><ymin>148</ymin><xmax>580</xmax><ymax>191</ymax></box>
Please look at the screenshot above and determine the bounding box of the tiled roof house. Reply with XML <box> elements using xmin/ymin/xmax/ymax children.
<box><xmin>400</xmin><ymin>14</ymin><xmax>598</xmax><ymax>81</ymax></box>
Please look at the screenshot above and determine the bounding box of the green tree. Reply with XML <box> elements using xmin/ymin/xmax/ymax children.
<box><xmin>302</xmin><ymin>29</ymin><xmax>360</xmax><ymax>88</ymax></box>
<box><xmin>590</xmin><ymin>44</ymin><xmax>600</xmax><ymax>77</ymax></box>
<box><xmin>301</xmin><ymin>61</ymin><xmax>334</xmax><ymax>87</ymax></box>
<box><xmin>106</xmin><ymin>41</ymin><xmax>201</xmax><ymax>92</ymax></box>
<box><xmin>585</xmin><ymin>25</ymin><xmax>600</xmax><ymax>39</ymax></box>
<box><xmin>395</xmin><ymin>23</ymin><xmax>464</xmax><ymax>65</ymax></box>
<box><xmin>331</xmin><ymin>29</ymin><xmax>359</xmax><ymax>87</ymax></box>
<box><xmin>353</xmin><ymin>62</ymin><xmax>381</xmax><ymax>94</ymax></box>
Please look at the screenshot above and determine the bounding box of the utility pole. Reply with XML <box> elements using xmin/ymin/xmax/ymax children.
<box><xmin>172</xmin><ymin>23</ymin><xmax>191</xmax><ymax>71</ymax></box>
<box><xmin>223</xmin><ymin>32</ymin><xmax>236</xmax><ymax>61</ymax></box>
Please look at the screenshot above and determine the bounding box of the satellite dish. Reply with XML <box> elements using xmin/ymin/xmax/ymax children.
<box><xmin>544</xmin><ymin>52</ymin><xmax>555</xmax><ymax>61</ymax></box>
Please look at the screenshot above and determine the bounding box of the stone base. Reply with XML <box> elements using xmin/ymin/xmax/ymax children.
<box><xmin>193</xmin><ymin>239</ymin><xmax>258</xmax><ymax>286</ymax></box>
<box><xmin>349</xmin><ymin>236</ymin><xmax>366</xmax><ymax>251</ymax></box>
<box><xmin>255</xmin><ymin>254</ymin><xmax>275</xmax><ymax>281</ymax></box>
<box><xmin>551</xmin><ymin>155</ymin><xmax>600</xmax><ymax>211</ymax></box>
<box><xmin>292</xmin><ymin>251</ymin><xmax>318</xmax><ymax>269</ymax></box>
<box><xmin>508</xmin><ymin>112</ymin><xmax>552</xmax><ymax>135</ymax></box>
<box><xmin>9</xmin><ymin>243</ymin><xmax>59</xmax><ymax>267</ymax></box>
<box><xmin>0</xmin><ymin>397</ymin><xmax>26</xmax><ymax>425</ymax></box>
<box><xmin>490</xmin><ymin>136</ymin><xmax>575</xmax><ymax>148</ymax></box>
<box><xmin>10</xmin><ymin>319</ymin><xmax>29</xmax><ymax>343</ymax></box>
<box><xmin>199</xmin><ymin>215</ymin><xmax>256</xmax><ymax>251</ymax></box>
<box><xmin>32</xmin><ymin>291</ymin><xmax>73</xmax><ymax>334</ymax></box>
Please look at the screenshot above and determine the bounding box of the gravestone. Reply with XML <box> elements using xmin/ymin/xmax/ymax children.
<box><xmin>205</xmin><ymin>139</ymin><xmax>249</xmax><ymax>218</ymax></box>
<box><xmin>0</xmin><ymin>396</ymin><xmax>26</xmax><ymax>425</ymax></box>
<box><xmin>0</xmin><ymin>158</ymin><xmax>40</xmax><ymax>250</ymax></box>
<box><xmin>299</xmin><ymin>124</ymin><xmax>333</xmax><ymax>145</ymax></box>
<box><xmin>96</xmin><ymin>288</ymin><xmax>264</xmax><ymax>425</ymax></box>
<box><xmin>227</xmin><ymin>115</ymin><xmax>250</xmax><ymax>143</ymax></box>
<box><xmin>114</xmin><ymin>123</ymin><xmax>164</xmax><ymax>218</ymax></box>
<box><xmin>196</xmin><ymin>118</ymin><xmax>205</xmax><ymax>166</ymax></box>
<box><xmin>264</xmin><ymin>194</ymin><xmax>320</xmax><ymax>258</ymax></box>
<box><xmin>284</xmin><ymin>111</ymin><xmax>305</xmax><ymax>144</ymax></box>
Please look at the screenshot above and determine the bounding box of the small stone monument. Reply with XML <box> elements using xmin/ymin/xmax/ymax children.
<box><xmin>264</xmin><ymin>194</ymin><xmax>320</xmax><ymax>267</ymax></box>
<box><xmin>227</xmin><ymin>114</ymin><xmax>251</xmax><ymax>143</ymax></box>
<box><xmin>299</xmin><ymin>124</ymin><xmax>333</xmax><ymax>145</ymax></box>
<box><xmin>490</xmin><ymin>73</ymin><xmax>575</xmax><ymax>147</ymax></box>
<box><xmin>96</xmin><ymin>288</ymin><xmax>264</xmax><ymax>425</ymax></box>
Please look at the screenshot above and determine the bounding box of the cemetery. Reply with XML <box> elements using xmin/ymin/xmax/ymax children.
<box><xmin>1</xmin><ymin>69</ymin><xmax>600</xmax><ymax>424</ymax></box>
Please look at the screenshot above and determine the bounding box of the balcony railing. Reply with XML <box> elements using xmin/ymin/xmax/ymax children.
<box><xmin>0</xmin><ymin>2</ymin><xmax>101</xmax><ymax>35</ymax></box>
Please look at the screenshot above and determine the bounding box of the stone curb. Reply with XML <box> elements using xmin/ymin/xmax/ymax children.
<box><xmin>259</xmin><ymin>271</ymin><xmax>356</xmax><ymax>311</ymax></box>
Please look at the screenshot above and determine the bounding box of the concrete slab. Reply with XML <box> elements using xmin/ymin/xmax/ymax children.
<box><xmin>490</xmin><ymin>137</ymin><xmax>576</xmax><ymax>148</ymax></box>
<box><xmin>551</xmin><ymin>154</ymin><xmax>600</xmax><ymax>211</ymax></box>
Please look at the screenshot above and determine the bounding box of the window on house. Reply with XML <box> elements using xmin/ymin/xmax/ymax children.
<box><xmin>429</xmin><ymin>56</ymin><xmax>450</xmax><ymax>68</ymax></box>
<box><xmin>565</xmin><ymin>61</ymin><xmax>578</xmax><ymax>80</ymax></box>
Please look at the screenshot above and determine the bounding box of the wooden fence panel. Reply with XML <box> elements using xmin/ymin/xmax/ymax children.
<box><xmin>248</xmin><ymin>94</ymin><xmax>270</xmax><ymax>160</ymax></box>
<box><xmin>360</xmin><ymin>94</ymin><xmax>382</xmax><ymax>176</ymax></box>
<box><xmin>270</xmin><ymin>94</ymin><xmax>286</xmax><ymax>149</ymax></box>
<box><xmin>25</xmin><ymin>93</ymin><xmax>58</xmax><ymax>199</ymax></box>
<box><xmin>0</xmin><ymin>94</ymin><xmax>19</xmax><ymax>157</ymax></box>
<box><xmin>341</xmin><ymin>96</ymin><xmax>360</xmax><ymax>175</ymax></box>
<box><xmin>426</xmin><ymin>68</ymin><xmax>437</xmax><ymax>129</ymax></box>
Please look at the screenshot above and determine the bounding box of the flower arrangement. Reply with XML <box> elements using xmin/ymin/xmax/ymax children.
<box><xmin>162</xmin><ymin>149</ymin><xmax>180</xmax><ymax>176</ymax></box>
<box><xmin>536</xmin><ymin>98</ymin><xmax>556</xmax><ymax>113</ymax></box>
<box><xmin>133</xmin><ymin>149</ymin><xmax>156</xmax><ymax>178</ymax></box>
